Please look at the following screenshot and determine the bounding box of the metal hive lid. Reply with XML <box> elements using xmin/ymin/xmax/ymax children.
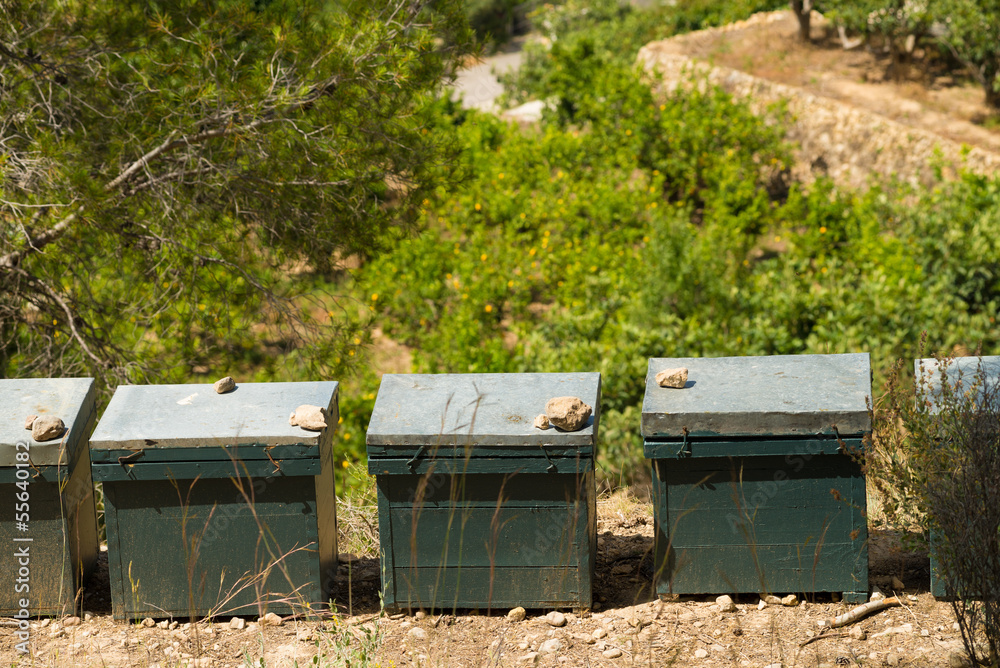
<box><xmin>90</xmin><ymin>381</ymin><xmax>339</xmax><ymax>452</ymax></box>
<box><xmin>1</xmin><ymin>378</ymin><xmax>96</xmax><ymax>467</ymax></box>
<box><xmin>915</xmin><ymin>356</ymin><xmax>1000</xmax><ymax>412</ymax></box>
<box><xmin>366</xmin><ymin>372</ymin><xmax>601</xmax><ymax>448</ymax></box>
<box><xmin>641</xmin><ymin>353</ymin><xmax>872</xmax><ymax>438</ymax></box>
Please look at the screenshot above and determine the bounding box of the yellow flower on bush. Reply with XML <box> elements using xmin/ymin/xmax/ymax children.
<box><xmin>371</xmin><ymin>293</ymin><xmax>379</xmax><ymax>302</ymax></box>
<box><xmin>484</xmin><ymin>304</ymin><xmax>493</xmax><ymax>313</ymax></box>
<box><xmin>820</xmin><ymin>226</ymin><xmax>827</xmax><ymax>234</ymax></box>
<box><xmin>475</xmin><ymin>202</ymin><xmax>482</xmax><ymax>211</ymax></box>
<box><xmin>480</xmin><ymin>253</ymin><xmax>487</xmax><ymax>262</ymax></box>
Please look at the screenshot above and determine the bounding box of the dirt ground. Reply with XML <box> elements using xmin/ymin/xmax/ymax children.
<box><xmin>0</xmin><ymin>490</ymin><xmax>974</xmax><ymax>668</ymax></box>
<box><xmin>662</xmin><ymin>10</ymin><xmax>1000</xmax><ymax>156</ymax></box>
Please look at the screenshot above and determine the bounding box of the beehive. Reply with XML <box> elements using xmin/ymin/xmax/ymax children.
<box><xmin>90</xmin><ymin>381</ymin><xmax>338</xmax><ymax>619</ymax></box>
<box><xmin>642</xmin><ymin>354</ymin><xmax>871</xmax><ymax>602</ymax></box>
<box><xmin>0</xmin><ymin>378</ymin><xmax>99</xmax><ymax>616</ymax></box>
<box><xmin>366</xmin><ymin>372</ymin><xmax>600</xmax><ymax>611</ymax></box>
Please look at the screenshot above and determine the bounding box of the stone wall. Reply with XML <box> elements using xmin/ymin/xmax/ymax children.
<box><xmin>637</xmin><ymin>40</ymin><xmax>1000</xmax><ymax>190</ymax></box>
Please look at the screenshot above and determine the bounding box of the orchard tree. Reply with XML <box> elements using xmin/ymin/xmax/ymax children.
<box><xmin>934</xmin><ymin>0</ymin><xmax>1000</xmax><ymax>108</ymax></box>
<box><xmin>0</xmin><ymin>0</ymin><xmax>476</xmax><ymax>386</ymax></box>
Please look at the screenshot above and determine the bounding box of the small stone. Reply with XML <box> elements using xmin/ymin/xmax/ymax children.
<box><xmin>886</xmin><ymin>653</ymin><xmax>901</xmax><ymax>666</ymax></box>
<box><xmin>157</xmin><ymin>620</ymin><xmax>169</xmax><ymax>629</ymax></box>
<box><xmin>519</xmin><ymin>652</ymin><xmax>540</xmax><ymax>664</ymax></box>
<box><xmin>655</xmin><ymin>367</ymin><xmax>689</xmax><ymax>389</ymax></box>
<box><xmin>539</xmin><ymin>638</ymin><xmax>563</xmax><ymax>654</ymax></box>
<box><xmin>545</xmin><ymin>611</ymin><xmax>567</xmax><ymax>627</ymax></box>
<box><xmin>763</xmin><ymin>595</ymin><xmax>782</xmax><ymax>606</ymax></box>
<box><xmin>50</xmin><ymin>627</ymin><xmax>65</xmax><ymax>638</ymax></box>
<box><xmin>908</xmin><ymin>595</ymin><xmax>919</xmax><ymax>602</ymax></box>
<box><xmin>24</xmin><ymin>414</ymin><xmax>37</xmax><ymax>430</ymax></box>
<box><xmin>83</xmin><ymin>612</ymin><xmax>93</xmax><ymax>621</ymax></box>
<box><xmin>390</xmin><ymin>613</ymin><xmax>405</xmax><ymax>620</ymax></box>
<box><xmin>545</xmin><ymin>397</ymin><xmax>592</xmax><ymax>431</ymax></box>
<box><xmin>213</xmin><ymin>376</ymin><xmax>236</xmax><ymax>394</ymax></box>
<box><xmin>229</xmin><ymin>617</ymin><xmax>245</xmax><ymax>630</ymax></box>
<box><xmin>781</xmin><ymin>594</ymin><xmax>798</xmax><ymax>607</ymax></box>
<box><xmin>533</xmin><ymin>414</ymin><xmax>550</xmax><ymax>430</ymax></box>
<box><xmin>507</xmin><ymin>607</ymin><xmax>526</xmax><ymax>622</ymax></box>
<box><xmin>716</xmin><ymin>595</ymin><xmax>736</xmax><ymax>612</ymax></box>
<box><xmin>891</xmin><ymin>576</ymin><xmax>905</xmax><ymax>591</ymax></box>
<box><xmin>260</xmin><ymin>612</ymin><xmax>282</xmax><ymax>627</ymax></box>
<box><xmin>920</xmin><ymin>628</ymin><xmax>929</xmax><ymax>637</ymax></box>
<box><xmin>603</xmin><ymin>648</ymin><xmax>623</xmax><ymax>658</ymax></box>
<box><xmin>593</xmin><ymin>627</ymin><xmax>608</xmax><ymax>639</ymax></box>
<box><xmin>871</xmin><ymin>591</ymin><xmax>885</xmax><ymax>602</ymax></box>
<box><xmin>849</xmin><ymin>627</ymin><xmax>867</xmax><ymax>640</ymax></box>
<box><xmin>757</xmin><ymin>600</ymin><xmax>767</xmax><ymax>610</ymax></box>
<box><xmin>169</xmin><ymin>620</ymin><xmax>178</xmax><ymax>630</ymax></box>
<box><xmin>62</xmin><ymin>616</ymin><xmax>81</xmax><ymax>627</ymax></box>
<box><xmin>408</xmin><ymin>627</ymin><xmax>428</xmax><ymax>640</ymax></box>
<box><xmin>694</xmin><ymin>648</ymin><xmax>709</xmax><ymax>659</ymax></box>
<box><xmin>289</xmin><ymin>404</ymin><xmax>327</xmax><ymax>431</ymax></box>
<box><xmin>32</xmin><ymin>415</ymin><xmax>65</xmax><ymax>442</ymax></box>
<box><xmin>414</xmin><ymin>611</ymin><xmax>426</xmax><ymax>620</ymax></box>
<box><xmin>142</xmin><ymin>618</ymin><xmax>156</xmax><ymax>628</ymax></box>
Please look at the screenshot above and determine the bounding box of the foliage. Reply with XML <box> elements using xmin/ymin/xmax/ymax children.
<box><xmin>500</xmin><ymin>0</ymin><xmax>787</xmax><ymax>107</ymax></box>
<box><xmin>933</xmin><ymin>0</ymin><xmax>1000</xmax><ymax>108</ymax></box>
<box><xmin>873</xmin><ymin>355</ymin><xmax>1000</xmax><ymax>667</ymax></box>
<box><xmin>823</xmin><ymin>0</ymin><xmax>932</xmax><ymax>79</ymax></box>
<box><xmin>356</xmin><ymin>0</ymin><xmax>1000</xmax><ymax>485</ymax></box>
<box><xmin>0</xmin><ymin>0</ymin><xmax>477</xmax><ymax>390</ymax></box>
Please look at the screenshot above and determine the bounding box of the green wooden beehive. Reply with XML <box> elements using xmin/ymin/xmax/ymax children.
<box><xmin>89</xmin><ymin>381</ymin><xmax>339</xmax><ymax>620</ymax></box>
<box><xmin>642</xmin><ymin>354</ymin><xmax>871</xmax><ymax>603</ymax></box>
<box><xmin>367</xmin><ymin>372</ymin><xmax>600</xmax><ymax>612</ymax></box>
<box><xmin>916</xmin><ymin>356</ymin><xmax>1000</xmax><ymax>599</ymax></box>
<box><xmin>1</xmin><ymin>378</ymin><xmax>100</xmax><ymax>617</ymax></box>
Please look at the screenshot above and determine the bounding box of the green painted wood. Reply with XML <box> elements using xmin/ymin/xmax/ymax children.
<box><xmin>103</xmin><ymin>475</ymin><xmax>323</xmax><ymax>620</ymax></box>
<box><xmin>390</xmin><ymin>566</ymin><xmax>583</xmax><ymax>612</ymax></box>
<box><xmin>92</xmin><ymin>458</ymin><xmax>320</xmax><ymax>482</ymax></box>
<box><xmin>643</xmin><ymin>436</ymin><xmax>863</xmax><ymax>460</ymax></box>
<box><xmin>369</xmin><ymin>455</ymin><xmax>591</xmax><ymax>476</ymax></box>
<box><xmin>366</xmin><ymin>444</ymin><xmax>594</xmax><ymax>459</ymax></box>
<box><xmin>377</xmin><ymin>471</ymin><xmax>595</xmax><ymax>611</ymax></box>
<box><xmin>90</xmin><ymin>443</ymin><xmax>319</xmax><ymax>465</ymax></box>
<box><xmin>0</xmin><ymin>410</ymin><xmax>99</xmax><ymax>617</ymax></box>
<box><xmin>651</xmin><ymin>454</ymin><xmax>868</xmax><ymax>600</ymax></box>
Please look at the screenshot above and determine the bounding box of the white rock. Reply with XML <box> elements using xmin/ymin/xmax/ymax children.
<box><xmin>603</xmin><ymin>648</ymin><xmax>623</xmax><ymax>658</ymax></box>
<box><xmin>414</xmin><ymin>611</ymin><xmax>426</xmax><ymax>620</ymax></box>
<box><xmin>62</xmin><ymin>616</ymin><xmax>81</xmax><ymax>627</ymax></box>
<box><xmin>533</xmin><ymin>414</ymin><xmax>550</xmax><ymax>430</ymax></box>
<box><xmin>228</xmin><ymin>617</ymin><xmax>245</xmax><ymax>630</ymax></box>
<box><xmin>518</xmin><ymin>652</ymin><xmax>540</xmax><ymax>664</ymax></box>
<box><xmin>593</xmin><ymin>627</ymin><xmax>608</xmax><ymax>639</ymax></box>
<box><xmin>763</xmin><ymin>595</ymin><xmax>782</xmax><ymax>605</ymax></box>
<box><xmin>656</xmin><ymin>367</ymin><xmax>689</xmax><ymax>388</ymax></box>
<box><xmin>694</xmin><ymin>648</ymin><xmax>709</xmax><ymax>659</ymax></box>
<box><xmin>545</xmin><ymin>397</ymin><xmax>592</xmax><ymax>431</ymax></box>
<box><xmin>757</xmin><ymin>600</ymin><xmax>767</xmax><ymax>610</ymax></box>
<box><xmin>781</xmin><ymin>594</ymin><xmax>798</xmax><ymax>606</ymax></box>
<box><xmin>142</xmin><ymin>618</ymin><xmax>156</xmax><ymax>628</ymax></box>
<box><xmin>921</xmin><ymin>628</ymin><xmax>930</xmax><ymax>637</ymax></box>
<box><xmin>539</xmin><ymin>638</ymin><xmax>563</xmax><ymax>654</ymax></box>
<box><xmin>716</xmin><ymin>595</ymin><xmax>736</xmax><ymax>612</ymax></box>
<box><xmin>507</xmin><ymin>607</ymin><xmax>526</xmax><ymax>622</ymax></box>
<box><xmin>24</xmin><ymin>414</ymin><xmax>36</xmax><ymax>430</ymax></box>
<box><xmin>545</xmin><ymin>611</ymin><xmax>567</xmax><ymax>627</ymax></box>
<box><xmin>32</xmin><ymin>415</ymin><xmax>65</xmax><ymax>441</ymax></box>
<box><xmin>289</xmin><ymin>404</ymin><xmax>327</xmax><ymax>431</ymax></box>
<box><xmin>849</xmin><ymin>627</ymin><xmax>867</xmax><ymax>640</ymax></box>
<box><xmin>213</xmin><ymin>376</ymin><xmax>236</xmax><ymax>394</ymax></box>
<box><xmin>260</xmin><ymin>612</ymin><xmax>283</xmax><ymax>627</ymax></box>
<box><xmin>408</xmin><ymin>627</ymin><xmax>428</xmax><ymax>641</ymax></box>
<box><xmin>871</xmin><ymin>591</ymin><xmax>885</xmax><ymax>602</ymax></box>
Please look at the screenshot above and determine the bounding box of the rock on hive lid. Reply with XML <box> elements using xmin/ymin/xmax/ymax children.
<box><xmin>366</xmin><ymin>373</ymin><xmax>601</xmax><ymax>447</ymax></box>
<box><xmin>0</xmin><ymin>378</ymin><xmax>96</xmax><ymax>467</ymax></box>
<box><xmin>641</xmin><ymin>353</ymin><xmax>872</xmax><ymax>438</ymax></box>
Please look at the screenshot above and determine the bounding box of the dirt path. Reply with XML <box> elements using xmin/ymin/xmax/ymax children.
<box><xmin>0</xmin><ymin>491</ymin><xmax>973</xmax><ymax>667</ymax></box>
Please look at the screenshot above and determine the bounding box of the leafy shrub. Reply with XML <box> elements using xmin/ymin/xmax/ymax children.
<box><xmin>873</xmin><ymin>355</ymin><xmax>1000</xmax><ymax>666</ymax></box>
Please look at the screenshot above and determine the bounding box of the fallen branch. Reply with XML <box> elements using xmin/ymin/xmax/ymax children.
<box><xmin>823</xmin><ymin>596</ymin><xmax>901</xmax><ymax>629</ymax></box>
<box><xmin>800</xmin><ymin>630</ymin><xmax>844</xmax><ymax>647</ymax></box>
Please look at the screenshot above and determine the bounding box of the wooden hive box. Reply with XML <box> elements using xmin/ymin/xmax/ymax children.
<box><xmin>366</xmin><ymin>372</ymin><xmax>601</xmax><ymax>612</ymax></box>
<box><xmin>1</xmin><ymin>378</ymin><xmax>100</xmax><ymax>617</ymax></box>
<box><xmin>641</xmin><ymin>354</ymin><xmax>871</xmax><ymax>603</ymax></box>
<box><xmin>915</xmin><ymin>356</ymin><xmax>1000</xmax><ymax>599</ymax></box>
<box><xmin>89</xmin><ymin>381</ymin><xmax>339</xmax><ymax>620</ymax></box>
